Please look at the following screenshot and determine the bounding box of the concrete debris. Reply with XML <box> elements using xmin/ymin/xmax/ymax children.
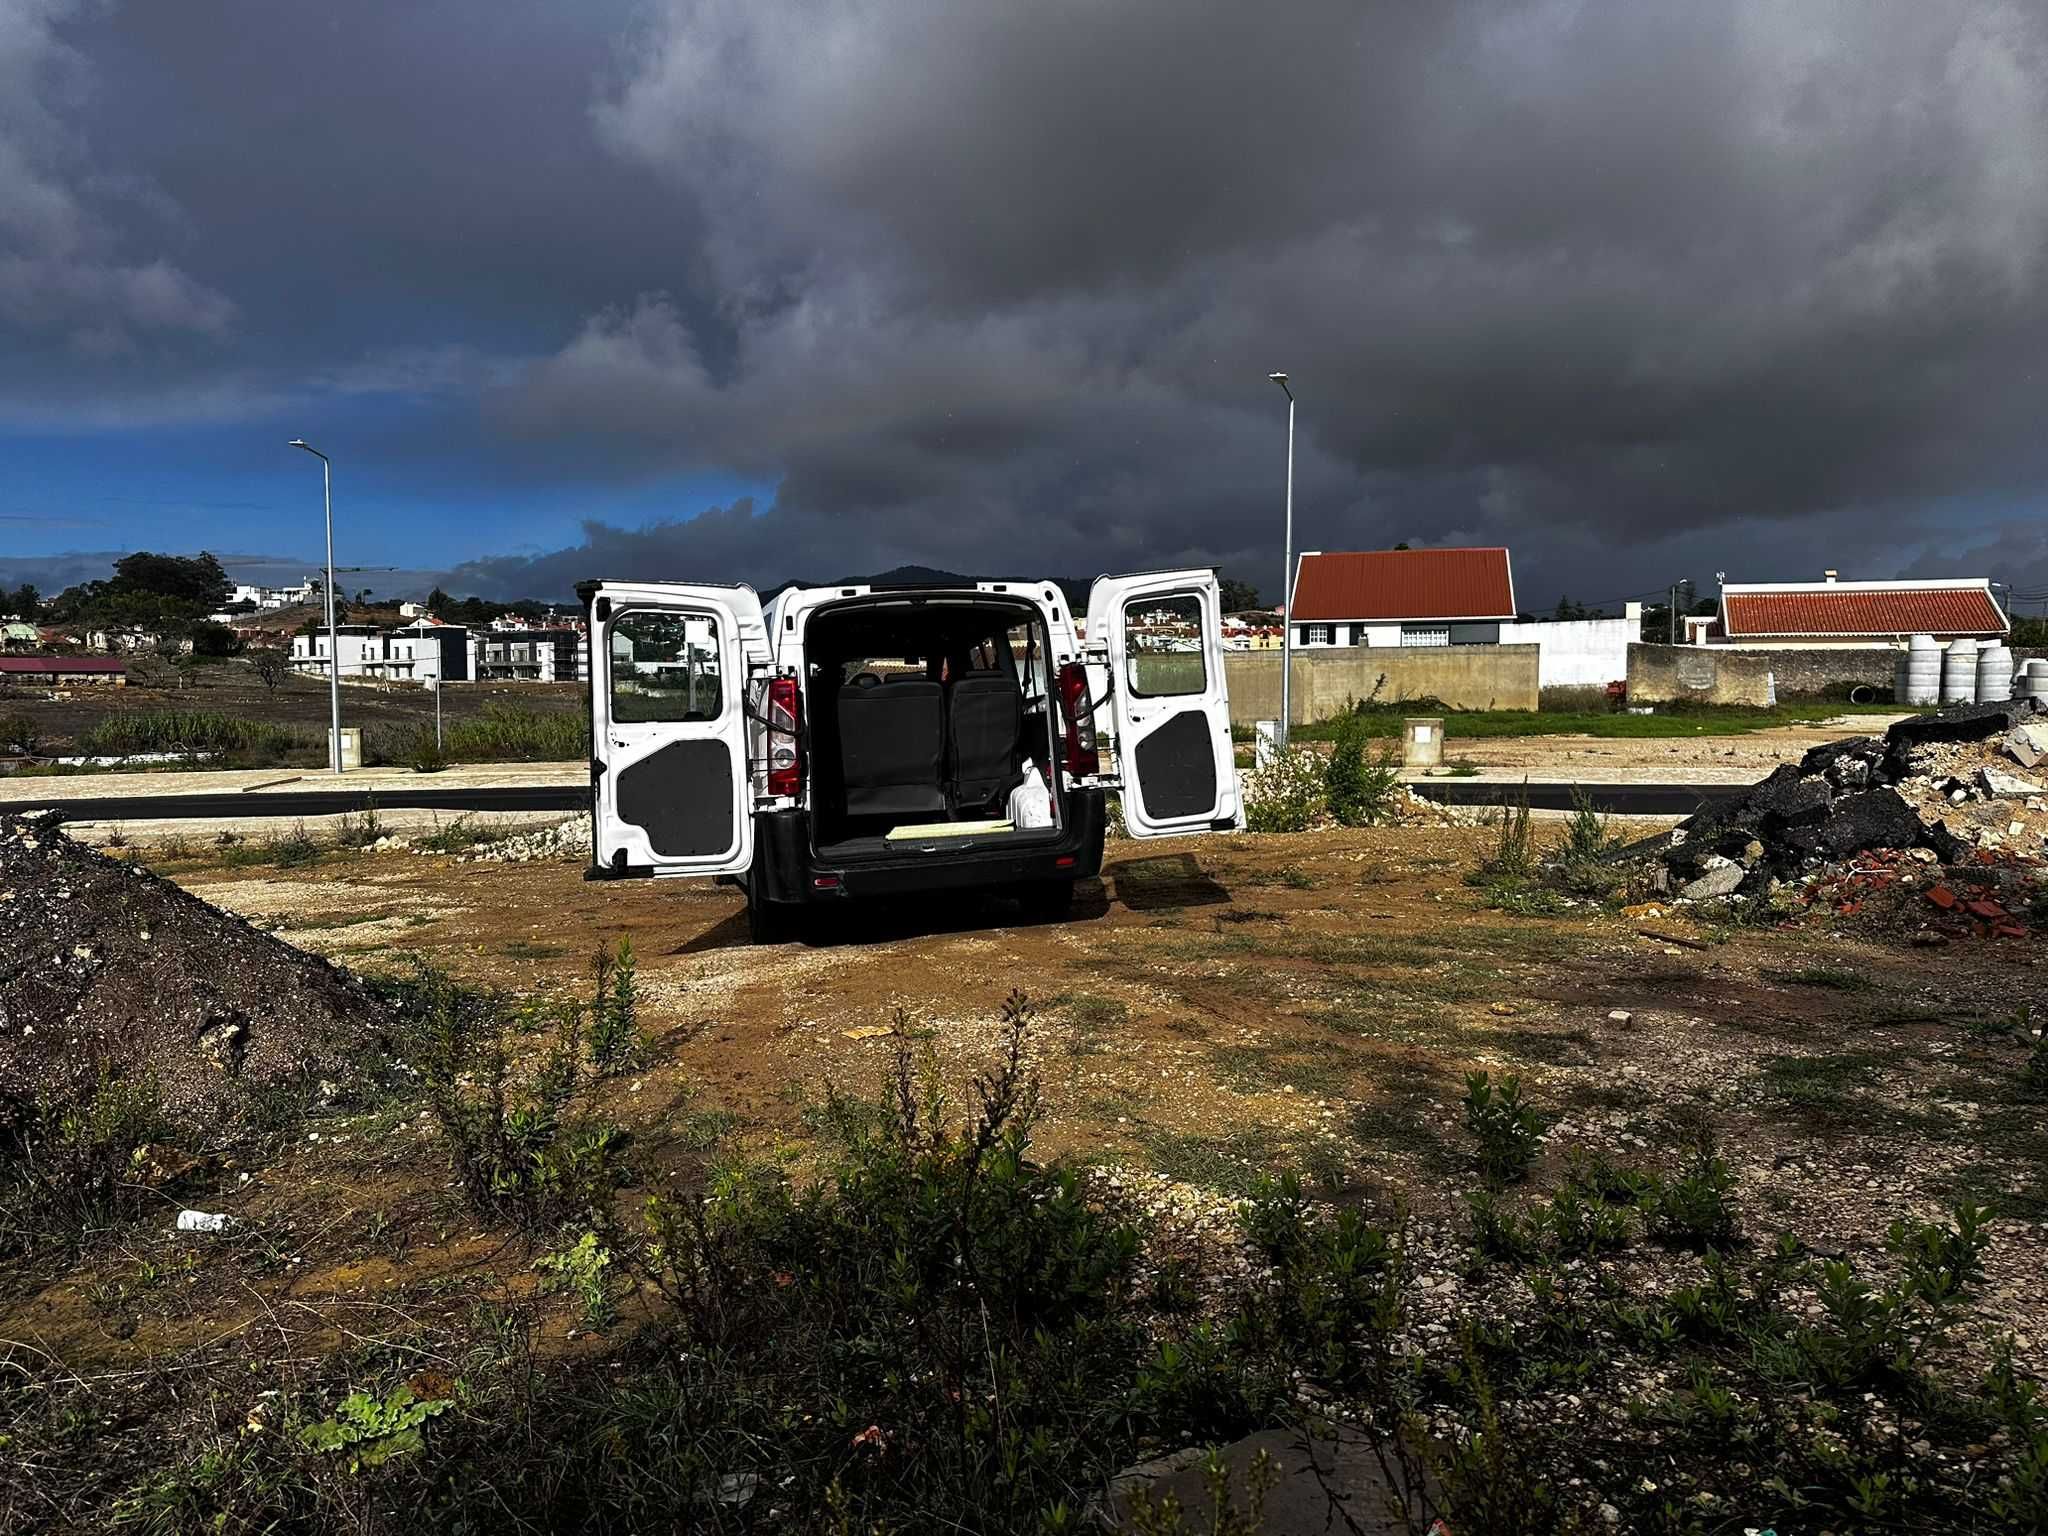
<box><xmin>2006</xmin><ymin>722</ymin><xmax>2048</xmax><ymax>769</ymax></box>
<box><xmin>1979</xmin><ymin>766</ymin><xmax>2045</xmax><ymax>799</ymax></box>
<box><xmin>453</xmin><ymin>818</ymin><xmax>594</xmax><ymax>864</ymax></box>
<box><xmin>174</xmin><ymin>1209</ymin><xmax>232</xmax><ymax>1233</ymax></box>
<box><xmin>1678</xmin><ymin>863</ymin><xmax>1745</xmax><ymax>901</ymax></box>
<box><xmin>1649</xmin><ymin>698</ymin><xmax>2046</xmax><ymax>899</ymax></box>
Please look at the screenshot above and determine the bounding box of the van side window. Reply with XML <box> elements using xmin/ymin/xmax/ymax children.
<box><xmin>610</xmin><ymin>611</ymin><xmax>724</xmax><ymax>722</ymax></box>
<box><xmin>1124</xmin><ymin>593</ymin><xmax>1206</xmax><ymax>697</ymax></box>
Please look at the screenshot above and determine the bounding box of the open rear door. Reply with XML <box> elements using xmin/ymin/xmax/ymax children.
<box><xmin>1086</xmin><ymin>569</ymin><xmax>1241</xmax><ymax>839</ymax></box>
<box><xmin>587</xmin><ymin>582</ymin><xmax>767</xmax><ymax>877</ymax></box>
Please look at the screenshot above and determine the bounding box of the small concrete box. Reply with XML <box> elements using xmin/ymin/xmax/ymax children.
<box><xmin>1402</xmin><ymin>716</ymin><xmax>1444</xmax><ymax>769</ymax></box>
<box><xmin>335</xmin><ymin>726</ymin><xmax>363</xmax><ymax>771</ymax></box>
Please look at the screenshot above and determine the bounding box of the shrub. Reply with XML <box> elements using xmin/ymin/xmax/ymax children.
<box><xmin>412</xmin><ymin>814</ymin><xmax>493</xmax><ymax>854</ymax></box>
<box><xmin>407</xmin><ymin>727</ymin><xmax>450</xmax><ymax>773</ymax></box>
<box><xmin>535</xmin><ymin>1229</ymin><xmax>617</xmax><ymax>1329</ymax></box>
<box><xmin>1560</xmin><ymin>783</ymin><xmax>1611</xmax><ymax>864</ymax></box>
<box><xmin>1462</xmin><ymin>1070</ymin><xmax>1543</xmax><ymax>1186</ymax></box>
<box><xmin>384</xmin><ymin>961</ymin><xmax>622</xmax><ymax>1230</ymax></box>
<box><xmin>1643</xmin><ymin>1116</ymin><xmax>1738</xmax><ymax>1248</ymax></box>
<box><xmin>262</xmin><ymin>822</ymin><xmax>322</xmax><ymax>868</ymax></box>
<box><xmin>1242</xmin><ymin>744</ymin><xmax>1327</xmax><ymax>833</ymax></box>
<box><xmin>1465</xmin><ymin>1188</ymin><xmax>1542</xmax><ymax>1264</ymax></box>
<box><xmin>632</xmin><ymin>991</ymin><xmax>1151</xmax><ymax>1520</ymax></box>
<box><xmin>1323</xmin><ymin>715</ymin><xmax>1400</xmax><ymax>828</ymax></box>
<box><xmin>441</xmin><ymin>704</ymin><xmax>587</xmax><ymax>763</ymax></box>
<box><xmin>332</xmin><ymin>802</ymin><xmax>382</xmax><ymax>849</ymax></box>
<box><xmin>0</xmin><ymin>712</ymin><xmax>39</xmax><ymax>756</ymax></box>
<box><xmin>0</xmin><ymin>1068</ymin><xmax>163</xmax><ymax>1251</ymax></box>
<box><xmin>1476</xmin><ymin>788</ymin><xmax>1536</xmax><ymax>884</ymax></box>
<box><xmin>80</xmin><ymin>710</ymin><xmax>306</xmax><ymax>760</ymax></box>
<box><xmin>587</xmin><ymin>936</ymin><xmax>641</xmax><ymax>1074</ymax></box>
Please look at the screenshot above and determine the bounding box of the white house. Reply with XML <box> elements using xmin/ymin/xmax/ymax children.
<box><xmin>1287</xmin><ymin>546</ymin><xmax>1636</xmax><ymax>688</ymax></box>
<box><xmin>1288</xmin><ymin>547</ymin><xmax>1519</xmax><ymax>649</ymax></box>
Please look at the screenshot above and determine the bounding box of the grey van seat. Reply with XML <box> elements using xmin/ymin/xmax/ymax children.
<box><xmin>948</xmin><ymin>672</ymin><xmax>1024</xmax><ymax>812</ymax></box>
<box><xmin>837</xmin><ymin>679</ymin><xmax>947</xmax><ymax>817</ymax></box>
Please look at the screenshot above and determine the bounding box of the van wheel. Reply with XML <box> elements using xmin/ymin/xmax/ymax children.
<box><xmin>746</xmin><ymin>891</ymin><xmax>791</xmax><ymax>944</ymax></box>
<box><xmin>1017</xmin><ymin>880</ymin><xmax>1076</xmax><ymax>921</ymax></box>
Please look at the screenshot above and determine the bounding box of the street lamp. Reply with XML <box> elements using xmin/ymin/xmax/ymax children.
<box><xmin>1669</xmin><ymin>578</ymin><xmax>1692</xmax><ymax>647</ymax></box>
<box><xmin>1268</xmin><ymin>372</ymin><xmax>1295</xmax><ymax>747</ymax></box>
<box><xmin>288</xmin><ymin>439</ymin><xmax>343</xmax><ymax>774</ymax></box>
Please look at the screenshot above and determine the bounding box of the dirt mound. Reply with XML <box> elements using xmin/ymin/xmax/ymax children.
<box><xmin>0</xmin><ymin>812</ymin><xmax>391</xmax><ymax>1135</ymax></box>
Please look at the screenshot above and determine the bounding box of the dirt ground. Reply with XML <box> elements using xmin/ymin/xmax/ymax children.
<box><xmin>1425</xmin><ymin>714</ymin><xmax>1913</xmax><ymax>782</ymax></box>
<box><xmin>7</xmin><ymin>816</ymin><xmax>2043</xmax><ymax>1397</ymax></box>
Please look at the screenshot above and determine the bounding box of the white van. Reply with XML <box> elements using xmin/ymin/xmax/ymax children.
<box><xmin>576</xmin><ymin>570</ymin><xmax>1242</xmax><ymax>940</ymax></box>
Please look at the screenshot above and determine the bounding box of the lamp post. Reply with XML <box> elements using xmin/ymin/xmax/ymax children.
<box><xmin>1268</xmin><ymin>372</ymin><xmax>1295</xmax><ymax>747</ymax></box>
<box><xmin>1669</xmin><ymin>579</ymin><xmax>1691</xmax><ymax>647</ymax></box>
<box><xmin>288</xmin><ymin>439</ymin><xmax>342</xmax><ymax>774</ymax></box>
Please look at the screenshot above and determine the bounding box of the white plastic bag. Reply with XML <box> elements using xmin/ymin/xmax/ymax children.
<box><xmin>1006</xmin><ymin>759</ymin><xmax>1055</xmax><ymax>829</ymax></box>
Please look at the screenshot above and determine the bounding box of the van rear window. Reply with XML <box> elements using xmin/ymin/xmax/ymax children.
<box><xmin>1124</xmin><ymin>593</ymin><xmax>1206</xmax><ymax>697</ymax></box>
<box><xmin>610</xmin><ymin>611</ymin><xmax>724</xmax><ymax>722</ymax></box>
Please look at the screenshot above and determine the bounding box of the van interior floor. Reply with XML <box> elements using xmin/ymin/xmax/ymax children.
<box><xmin>804</xmin><ymin>596</ymin><xmax>1062</xmax><ymax>856</ymax></box>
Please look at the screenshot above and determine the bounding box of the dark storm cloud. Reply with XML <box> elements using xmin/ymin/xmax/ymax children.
<box><xmin>9</xmin><ymin>2</ymin><xmax>2048</xmax><ymax>601</ymax></box>
<box><xmin>488</xmin><ymin>0</ymin><xmax>2048</xmax><ymax>595</ymax></box>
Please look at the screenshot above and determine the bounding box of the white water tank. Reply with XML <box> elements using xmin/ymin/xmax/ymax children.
<box><xmin>1941</xmin><ymin>639</ymin><xmax>1979</xmax><ymax>705</ymax></box>
<box><xmin>1976</xmin><ymin>643</ymin><xmax>2014</xmax><ymax>704</ymax></box>
<box><xmin>2020</xmin><ymin>658</ymin><xmax>2048</xmax><ymax>704</ymax></box>
<box><xmin>1899</xmin><ymin>634</ymin><xmax>1942</xmax><ymax>706</ymax></box>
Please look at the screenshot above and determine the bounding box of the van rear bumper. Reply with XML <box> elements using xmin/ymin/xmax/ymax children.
<box><xmin>750</xmin><ymin>791</ymin><xmax>1106</xmax><ymax>905</ymax></box>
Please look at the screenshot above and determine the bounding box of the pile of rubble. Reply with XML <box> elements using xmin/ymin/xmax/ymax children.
<box><xmin>455</xmin><ymin>816</ymin><xmax>593</xmax><ymax>864</ymax></box>
<box><xmin>1651</xmin><ymin>699</ymin><xmax>2047</xmax><ymax>903</ymax></box>
<box><xmin>0</xmin><ymin>812</ymin><xmax>391</xmax><ymax>1133</ymax></box>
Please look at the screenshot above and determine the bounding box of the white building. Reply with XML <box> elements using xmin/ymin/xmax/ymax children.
<box><xmin>468</xmin><ymin>627</ymin><xmax>587</xmax><ymax>682</ymax></box>
<box><xmin>231</xmin><ymin>579</ymin><xmax>318</xmax><ymax>610</ymax></box>
<box><xmin>292</xmin><ymin>623</ymin><xmax>469</xmax><ymax>684</ymax></box>
<box><xmin>1288</xmin><ymin>546</ymin><xmax>1635</xmax><ymax>688</ymax></box>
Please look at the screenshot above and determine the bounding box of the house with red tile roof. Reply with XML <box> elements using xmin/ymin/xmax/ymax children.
<box><xmin>1287</xmin><ymin>547</ymin><xmax>1518</xmax><ymax>649</ymax></box>
<box><xmin>1697</xmin><ymin>573</ymin><xmax>2007</xmax><ymax>649</ymax></box>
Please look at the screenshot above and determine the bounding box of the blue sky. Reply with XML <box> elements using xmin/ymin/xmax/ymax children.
<box><xmin>4</xmin><ymin>2</ymin><xmax>2047</xmax><ymax>607</ymax></box>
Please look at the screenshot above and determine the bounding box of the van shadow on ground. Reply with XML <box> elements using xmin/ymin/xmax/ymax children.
<box><xmin>674</xmin><ymin>856</ymin><xmax>1232</xmax><ymax>952</ymax></box>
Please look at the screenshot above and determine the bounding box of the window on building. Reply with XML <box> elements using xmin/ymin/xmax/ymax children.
<box><xmin>609</xmin><ymin>611</ymin><xmax>724</xmax><ymax>722</ymax></box>
<box><xmin>1303</xmin><ymin>623</ymin><xmax>1334</xmax><ymax>645</ymax></box>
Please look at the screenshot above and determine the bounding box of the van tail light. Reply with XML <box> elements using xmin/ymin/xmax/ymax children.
<box><xmin>766</xmin><ymin>676</ymin><xmax>803</xmax><ymax>796</ymax></box>
<box><xmin>1056</xmin><ymin>662</ymin><xmax>1098</xmax><ymax>776</ymax></box>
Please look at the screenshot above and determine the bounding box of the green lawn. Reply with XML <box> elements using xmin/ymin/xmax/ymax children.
<box><xmin>1267</xmin><ymin>701</ymin><xmax>1916</xmax><ymax>742</ymax></box>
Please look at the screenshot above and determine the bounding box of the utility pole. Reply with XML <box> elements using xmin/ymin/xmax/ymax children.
<box><xmin>1268</xmin><ymin>373</ymin><xmax>1295</xmax><ymax>746</ymax></box>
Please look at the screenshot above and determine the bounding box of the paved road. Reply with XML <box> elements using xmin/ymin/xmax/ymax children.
<box><xmin>4</xmin><ymin>780</ymin><xmax>1737</xmax><ymax>824</ymax></box>
<box><xmin>1409</xmin><ymin>781</ymin><xmax>1741</xmax><ymax>815</ymax></box>
<box><xmin>7</xmin><ymin>785</ymin><xmax>589</xmax><ymax>822</ymax></box>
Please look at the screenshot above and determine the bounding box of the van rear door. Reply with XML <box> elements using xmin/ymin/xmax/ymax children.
<box><xmin>587</xmin><ymin>582</ymin><xmax>766</xmax><ymax>877</ymax></box>
<box><xmin>1086</xmin><ymin>570</ymin><xmax>1242</xmax><ymax>839</ymax></box>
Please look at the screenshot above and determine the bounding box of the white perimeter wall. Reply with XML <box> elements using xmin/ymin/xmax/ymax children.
<box><xmin>1500</xmin><ymin>616</ymin><xmax>1635</xmax><ymax>688</ymax></box>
